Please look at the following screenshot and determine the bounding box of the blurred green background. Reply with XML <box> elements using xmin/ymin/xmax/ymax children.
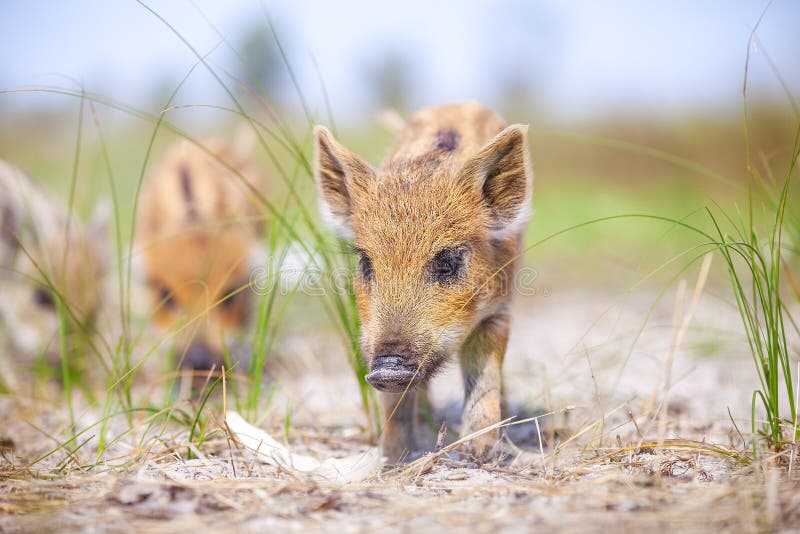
<box><xmin>0</xmin><ymin>0</ymin><xmax>797</xmax><ymax>287</ymax></box>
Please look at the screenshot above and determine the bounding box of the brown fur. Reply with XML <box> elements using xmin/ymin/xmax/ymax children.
<box><xmin>136</xmin><ymin>139</ymin><xmax>265</xmax><ymax>370</ymax></box>
<box><xmin>314</xmin><ymin>102</ymin><xmax>533</xmax><ymax>461</ymax></box>
<box><xmin>0</xmin><ymin>160</ymin><xmax>106</xmax><ymax>371</ymax></box>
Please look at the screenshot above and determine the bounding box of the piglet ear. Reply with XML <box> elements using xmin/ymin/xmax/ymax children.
<box><xmin>458</xmin><ymin>125</ymin><xmax>533</xmax><ymax>238</ymax></box>
<box><xmin>313</xmin><ymin>126</ymin><xmax>375</xmax><ymax>239</ymax></box>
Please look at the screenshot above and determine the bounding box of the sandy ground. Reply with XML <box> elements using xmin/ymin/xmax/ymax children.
<box><xmin>2</xmin><ymin>273</ymin><xmax>800</xmax><ymax>532</ymax></box>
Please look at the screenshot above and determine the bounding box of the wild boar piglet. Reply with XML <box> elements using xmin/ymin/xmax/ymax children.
<box><xmin>314</xmin><ymin>102</ymin><xmax>533</xmax><ymax>461</ymax></box>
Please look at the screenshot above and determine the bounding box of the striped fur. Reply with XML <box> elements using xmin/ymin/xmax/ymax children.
<box><xmin>314</xmin><ymin>103</ymin><xmax>533</xmax><ymax>461</ymax></box>
<box><xmin>135</xmin><ymin>140</ymin><xmax>265</xmax><ymax>371</ymax></box>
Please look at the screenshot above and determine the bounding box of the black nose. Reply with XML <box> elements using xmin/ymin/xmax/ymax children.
<box><xmin>182</xmin><ymin>342</ymin><xmax>218</xmax><ymax>371</ymax></box>
<box><xmin>365</xmin><ymin>354</ymin><xmax>418</xmax><ymax>392</ymax></box>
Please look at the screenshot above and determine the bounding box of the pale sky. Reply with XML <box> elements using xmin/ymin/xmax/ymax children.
<box><xmin>1</xmin><ymin>1</ymin><xmax>798</xmax><ymax>122</ymax></box>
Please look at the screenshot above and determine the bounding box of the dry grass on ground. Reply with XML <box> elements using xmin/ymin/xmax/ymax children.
<box><xmin>2</xmin><ymin>282</ymin><xmax>800</xmax><ymax>532</ymax></box>
<box><xmin>1</xmin><ymin>408</ymin><xmax>799</xmax><ymax>533</ymax></box>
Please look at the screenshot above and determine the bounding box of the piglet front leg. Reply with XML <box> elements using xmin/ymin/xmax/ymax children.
<box><xmin>459</xmin><ymin>313</ymin><xmax>509</xmax><ymax>459</ymax></box>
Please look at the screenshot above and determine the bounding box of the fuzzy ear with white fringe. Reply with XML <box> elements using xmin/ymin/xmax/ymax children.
<box><xmin>457</xmin><ymin>124</ymin><xmax>533</xmax><ymax>239</ymax></box>
<box><xmin>313</xmin><ymin>126</ymin><xmax>375</xmax><ymax>239</ymax></box>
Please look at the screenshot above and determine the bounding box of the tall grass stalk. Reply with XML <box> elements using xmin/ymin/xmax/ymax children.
<box><xmin>715</xmin><ymin>120</ymin><xmax>800</xmax><ymax>451</ymax></box>
<box><xmin>56</xmin><ymin>90</ymin><xmax>87</xmax><ymax>432</ymax></box>
<box><xmin>730</xmin><ymin>16</ymin><xmax>800</xmax><ymax>453</ymax></box>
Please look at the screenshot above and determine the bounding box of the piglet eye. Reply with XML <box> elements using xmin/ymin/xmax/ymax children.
<box><xmin>158</xmin><ymin>286</ymin><xmax>175</xmax><ymax>309</ymax></box>
<box><xmin>351</xmin><ymin>247</ymin><xmax>374</xmax><ymax>282</ymax></box>
<box><xmin>33</xmin><ymin>287</ymin><xmax>55</xmax><ymax>309</ymax></box>
<box><xmin>221</xmin><ymin>285</ymin><xmax>242</xmax><ymax>309</ymax></box>
<box><xmin>429</xmin><ymin>247</ymin><xmax>466</xmax><ymax>284</ymax></box>
<box><xmin>359</xmin><ymin>253</ymin><xmax>374</xmax><ymax>282</ymax></box>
